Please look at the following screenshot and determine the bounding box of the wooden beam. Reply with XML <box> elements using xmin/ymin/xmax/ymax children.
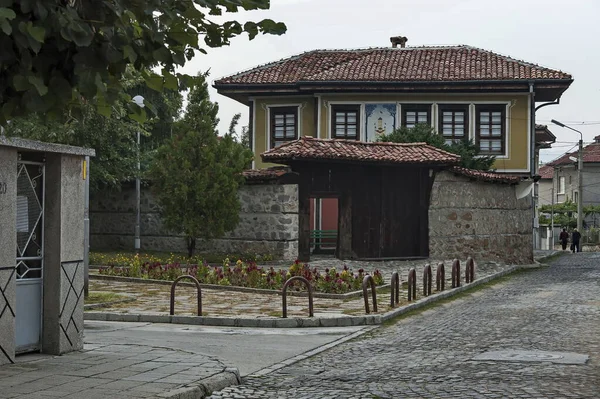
<box><xmin>297</xmin><ymin>171</ymin><xmax>311</xmax><ymax>262</ymax></box>
<box><xmin>337</xmin><ymin>193</ymin><xmax>353</xmax><ymax>259</ymax></box>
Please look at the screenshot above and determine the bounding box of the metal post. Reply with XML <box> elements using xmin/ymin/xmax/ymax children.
<box><xmin>84</xmin><ymin>156</ymin><xmax>90</xmax><ymax>297</ymax></box>
<box><xmin>135</xmin><ymin>129</ymin><xmax>141</xmax><ymax>253</ymax></box>
<box><xmin>578</xmin><ymin>138</ymin><xmax>583</xmax><ymax>233</ymax></box>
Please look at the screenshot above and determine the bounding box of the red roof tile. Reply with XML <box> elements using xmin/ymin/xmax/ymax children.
<box><xmin>261</xmin><ymin>137</ymin><xmax>460</xmax><ymax>166</ymax></box>
<box><xmin>549</xmin><ymin>143</ymin><xmax>600</xmax><ymax>166</ymax></box>
<box><xmin>450</xmin><ymin>166</ymin><xmax>522</xmax><ymax>184</ymax></box>
<box><xmin>242</xmin><ymin>166</ymin><xmax>291</xmax><ymax>182</ymax></box>
<box><xmin>538</xmin><ymin>164</ymin><xmax>554</xmax><ymax>180</ymax></box>
<box><xmin>216</xmin><ymin>46</ymin><xmax>572</xmax><ymax>85</ymax></box>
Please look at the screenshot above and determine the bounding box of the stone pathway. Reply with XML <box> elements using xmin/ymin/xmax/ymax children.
<box><xmin>88</xmin><ymin>258</ymin><xmax>511</xmax><ymax>319</ymax></box>
<box><xmin>0</xmin><ymin>343</ymin><xmax>237</xmax><ymax>399</ymax></box>
<box><xmin>208</xmin><ymin>252</ymin><xmax>600</xmax><ymax>398</ymax></box>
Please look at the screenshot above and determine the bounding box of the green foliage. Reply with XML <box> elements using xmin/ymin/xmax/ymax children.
<box><xmin>6</xmin><ymin>102</ymin><xmax>140</xmax><ymax>193</ymax></box>
<box><xmin>0</xmin><ymin>0</ymin><xmax>286</xmax><ymax>124</ymax></box>
<box><xmin>539</xmin><ymin>200</ymin><xmax>577</xmax><ymax>228</ymax></box>
<box><xmin>378</xmin><ymin>123</ymin><xmax>496</xmax><ymax>171</ymax></box>
<box><xmin>148</xmin><ymin>74</ymin><xmax>253</xmax><ymax>257</ymax></box>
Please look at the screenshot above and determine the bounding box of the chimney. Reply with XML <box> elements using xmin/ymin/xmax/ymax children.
<box><xmin>390</xmin><ymin>36</ymin><xmax>408</xmax><ymax>48</ymax></box>
<box><xmin>595</xmin><ymin>135</ymin><xmax>600</xmax><ymax>144</ymax></box>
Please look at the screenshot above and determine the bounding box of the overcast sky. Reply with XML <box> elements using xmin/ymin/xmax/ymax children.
<box><xmin>180</xmin><ymin>0</ymin><xmax>600</xmax><ymax>164</ymax></box>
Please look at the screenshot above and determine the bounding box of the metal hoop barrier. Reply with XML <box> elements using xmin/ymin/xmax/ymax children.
<box><xmin>362</xmin><ymin>275</ymin><xmax>378</xmax><ymax>314</ymax></box>
<box><xmin>282</xmin><ymin>276</ymin><xmax>314</xmax><ymax>318</ymax></box>
<box><xmin>436</xmin><ymin>262</ymin><xmax>445</xmax><ymax>292</ymax></box>
<box><xmin>423</xmin><ymin>264</ymin><xmax>432</xmax><ymax>297</ymax></box>
<box><xmin>390</xmin><ymin>272</ymin><xmax>400</xmax><ymax>307</ymax></box>
<box><xmin>465</xmin><ymin>257</ymin><xmax>475</xmax><ymax>283</ymax></box>
<box><xmin>451</xmin><ymin>259</ymin><xmax>461</xmax><ymax>288</ymax></box>
<box><xmin>170</xmin><ymin>275</ymin><xmax>202</xmax><ymax>316</ymax></box>
<box><xmin>407</xmin><ymin>268</ymin><xmax>417</xmax><ymax>302</ymax></box>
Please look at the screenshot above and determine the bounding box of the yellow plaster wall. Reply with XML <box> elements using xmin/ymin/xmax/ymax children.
<box><xmin>253</xmin><ymin>94</ymin><xmax>530</xmax><ymax>172</ymax></box>
<box><xmin>253</xmin><ymin>97</ymin><xmax>315</xmax><ymax>168</ymax></box>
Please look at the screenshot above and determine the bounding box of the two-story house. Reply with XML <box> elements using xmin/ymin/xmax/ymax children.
<box><xmin>214</xmin><ymin>38</ymin><xmax>573</xmax><ymax>261</ymax></box>
<box><xmin>548</xmin><ymin>136</ymin><xmax>600</xmax><ymax>228</ymax></box>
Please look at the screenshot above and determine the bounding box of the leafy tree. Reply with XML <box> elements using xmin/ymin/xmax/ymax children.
<box><xmin>5</xmin><ymin>71</ymin><xmax>183</xmax><ymax>193</ymax></box>
<box><xmin>378</xmin><ymin>123</ymin><xmax>496</xmax><ymax>171</ymax></box>
<box><xmin>0</xmin><ymin>0</ymin><xmax>286</xmax><ymax>124</ymax></box>
<box><xmin>148</xmin><ymin>74</ymin><xmax>253</xmax><ymax>257</ymax></box>
<box><xmin>5</xmin><ymin>101</ymin><xmax>141</xmax><ymax>194</ymax></box>
<box><xmin>539</xmin><ymin>201</ymin><xmax>577</xmax><ymax>228</ymax></box>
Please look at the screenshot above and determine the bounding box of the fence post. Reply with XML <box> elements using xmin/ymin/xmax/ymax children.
<box><xmin>407</xmin><ymin>268</ymin><xmax>417</xmax><ymax>301</ymax></box>
<box><xmin>466</xmin><ymin>257</ymin><xmax>475</xmax><ymax>283</ymax></box>
<box><xmin>451</xmin><ymin>259</ymin><xmax>461</xmax><ymax>288</ymax></box>
<box><xmin>282</xmin><ymin>276</ymin><xmax>314</xmax><ymax>318</ymax></box>
<box><xmin>436</xmin><ymin>262</ymin><xmax>445</xmax><ymax>292</ymax></box>
<box><xmin>423</xmin><ymin>264</ymin><xmax>432</xmax><ymax>296</ymax></box>
<box><xmin>390</xmin><ymin>272</ymin><xmax>400</xmax><ymax>308</ymax></box>
<box><xmin>362</xmin><ymin>275</ymin><xmax>378</xmax><ymax>314</ymax></box>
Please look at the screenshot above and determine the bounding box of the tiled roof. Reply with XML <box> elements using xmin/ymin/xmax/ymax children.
<box><xmin>242</xmin><ymin>166</ymin><xmax>291</xmax><ymax>182</ymax></box>
<box><xmin>261</xmin><ymin>137</ymin><xmax>460</xmax><ymax>166</ymax></box>
<box><xmin>538</xmin><ymin>164</ymin><xmax>554</xmax><ymax>180</ymax></box>
<box><xmin>216</xmin><ymin>46</ymin><xmax>572</xmax><ymax>85</ymax></box>
<box><xmin>549</xmin><ymin>143</ymin><xmax>600</xmax><ymax>166</ymax></box>
<box><xmin>450</xmin><ymin>166</ymin><xmax>521</xmax><ymax>184</ymax></box>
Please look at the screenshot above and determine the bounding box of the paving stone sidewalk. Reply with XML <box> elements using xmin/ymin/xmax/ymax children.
<box><xmin>0</xmin><ymin>343</ymin><xmax>239</xmax><ymax>399</ymax></box>
<box><xmin>209</xmin><ymin>251</ymin><xmax>600</xmax><ymax>398</ymax></box>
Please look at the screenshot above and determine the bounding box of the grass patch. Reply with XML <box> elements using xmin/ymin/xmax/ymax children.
<box><xmin>537</xmin><ymin>251</ymin><xmax>567</xmax><ymax>265</ymax></box>
<box><xmin>85</xmin><ymin>292</ymin><xmax>126</xmax><ymax>305</ymax></box>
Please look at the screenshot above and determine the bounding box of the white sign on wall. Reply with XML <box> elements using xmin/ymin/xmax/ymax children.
<box><xmin>365</xmin><ymin>103</ymin><xmax>396</xmax><ymax>142</ymax></box>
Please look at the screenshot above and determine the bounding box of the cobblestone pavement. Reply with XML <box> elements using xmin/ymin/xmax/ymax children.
<box><xmin>209</xmin><ymin>252</ymin><xmax>600</xmax><ymax>398</ymax></box>
<box><xmin>88</xmin><ymin>260</ymin><xmax>509</xmax><ymax>318</ymax></box>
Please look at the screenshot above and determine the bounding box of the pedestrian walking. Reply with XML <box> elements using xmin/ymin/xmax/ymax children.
<box><xmin>571</xmin><ymin>228</ymin><xmax>582</xmax><ymax>253</ymax></box>
<box><xmin>559</xmin><ymin>228</ymin><xmax>569</xmax><ymax>250</ymax></box>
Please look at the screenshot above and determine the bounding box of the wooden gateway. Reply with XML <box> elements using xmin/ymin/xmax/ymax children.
<box><xmin>262</xmin><ymin>137</ymin><xmax>460</xmax><ymax>261</ymax></box>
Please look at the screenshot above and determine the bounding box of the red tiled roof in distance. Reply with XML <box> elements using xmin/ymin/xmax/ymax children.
<box><xmin>538</xmin><ymin>164</ymin><xmax>554</xmax><ymax>180</ymax></box>
<box><xmin>261</xmin><ymin>137</ymin><xmax>460</xmax><ymax>166</ymax></box>
<box><xmin>215</xmin><ymin>46</ymin><xmax>572</xmax><ymax>85</ymax></box>
<box><xmin>450</xmin><ymin>166</ymin><xmax>522</xmax><ymax>184</ymax></box>
<box><xmin>549</xmin><ymin>142</ymin><xmax>600</xmax><ymax>166</ymax></box>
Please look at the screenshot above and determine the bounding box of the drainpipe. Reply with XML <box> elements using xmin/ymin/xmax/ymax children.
<box><xmin>529</xmin><ymin>83</ymin><xmax>538</xmax><ymax>251</ymax></box>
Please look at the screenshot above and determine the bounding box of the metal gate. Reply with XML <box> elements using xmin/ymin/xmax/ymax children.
<box><xmin>15</xmin><ymin>159</ymin><xmax>45</xmax><ymax>354</ymax></box>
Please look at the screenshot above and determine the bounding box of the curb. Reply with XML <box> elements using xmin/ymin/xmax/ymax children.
<box><xmin>157</xmin><ymin>368</ymin><xmax>241</xmax><ymax>399</ymax></box>
<box><xmin>85</xmin><ymin>264</ymin><xmax>536</xmax><ymax>328</ymax></box>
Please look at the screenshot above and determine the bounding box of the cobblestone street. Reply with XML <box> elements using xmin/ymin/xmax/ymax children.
<box><xmin>209</xmin><ymin>252</ymin><xmax>600</xmax><ymax>398</ymax></box>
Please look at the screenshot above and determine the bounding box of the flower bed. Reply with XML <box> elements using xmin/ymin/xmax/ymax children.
<box><xmin>98</xmin><ymin>257</ymin><xmax>384</xmax><ymax>294</ymax></box>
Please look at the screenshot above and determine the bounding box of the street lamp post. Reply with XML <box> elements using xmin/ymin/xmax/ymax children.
<box><xmin>132</xmin><ymin>95</ymin><xmax>145</xmax><ymax>254</ymax></box>
<box><xmin>551</xmin><ymin>119</ymin><xmax>583</xmax><ymax>233</ymax></box>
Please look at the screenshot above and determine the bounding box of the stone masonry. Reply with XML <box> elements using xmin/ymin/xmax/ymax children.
<box><xmin>429</xmin><ymin>170</ymin><xmax>533</xmax><ymax>264</ymax></box>
<box><xmin>90</xmin><ymin>183</ymin><xmax>299</xmax><ymax>260</ymax></box>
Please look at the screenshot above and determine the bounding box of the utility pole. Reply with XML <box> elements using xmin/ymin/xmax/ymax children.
<box><xmin>132</xmin><ymin>95</ymin><xmax>145</xmax><ymax>254</ymax></box>
<box><xmin>552</xmin><ymin>119</ymin><xmax>583</xmax><ymax>233</ymax></box>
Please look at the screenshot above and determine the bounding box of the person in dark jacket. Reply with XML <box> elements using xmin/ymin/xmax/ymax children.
<box><xmin>571</xmin><ymin>228</ymin><xmax>582</xmax><ymax>253</ymax></box>
<box><xmin>559</xmin><ymin>228</ymin><xmax>569</xmax><ymax>250</ymax></box>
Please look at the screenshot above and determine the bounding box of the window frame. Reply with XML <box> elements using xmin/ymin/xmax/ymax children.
<box><xmin>401</xmin><ymin>104</ymin><xmax>431</xmax><ymax>128</ymax></box>
<box><xmin>331</xmin><ymin>104</ymin><xmax>361</xmax><ymax>140</ymax></box>
<box><xmin>558</xmin><ymin>176</ymin><xmax>566</xmax><ymax>194</ymax></box>
<box><xmin>475</xmin><ymin>104</ymin><xmax>506</xmax><ymax>155</ymax></box>
<box><xmin>438</xmin><ymin>104</ymin><xmax>470</xmax><ymax>145</ymax></box>
<box><xmin>269</xmin><ymin>106</ymin><xmax>298</xmax><ymax>149</ymax></box>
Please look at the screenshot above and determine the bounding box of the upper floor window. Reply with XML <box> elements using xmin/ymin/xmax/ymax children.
<box><xmin>402</xmin><ymin>104</ymin><xmax>431</xmax><ymax>128</ymax></box>
<box><xmin>438</xmin><ymin>105</ymin><xmax>468</xmax><ymax>145</ymax></box>
<box><xmin>332</xmin><ymin>105</ymin><xmax>360</xmax><ymax>140</ymax></box>
<box><xmin>476</xmin><ymin>105</ymin><xmax>505</xmax><ymax>155</ymax></box>
<box><xmin>270</xmin><ymin>106</ymin><xmax>298</xmax><ymax>148</ymax></box>
<box><xmin>558</xmin><ymin>176</ymin><xmax>566</xmax><ymax>194</ymax></box>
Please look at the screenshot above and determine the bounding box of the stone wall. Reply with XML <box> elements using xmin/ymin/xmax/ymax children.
<box><xmin>429</xmin><ymin>170</ymin><xmax>533</xmax><ymax>265</ymax></box>
<box><xmin>90</xmin><ymin>183</ymin><xmax>299</xmax><ymax>260</ymax></box>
